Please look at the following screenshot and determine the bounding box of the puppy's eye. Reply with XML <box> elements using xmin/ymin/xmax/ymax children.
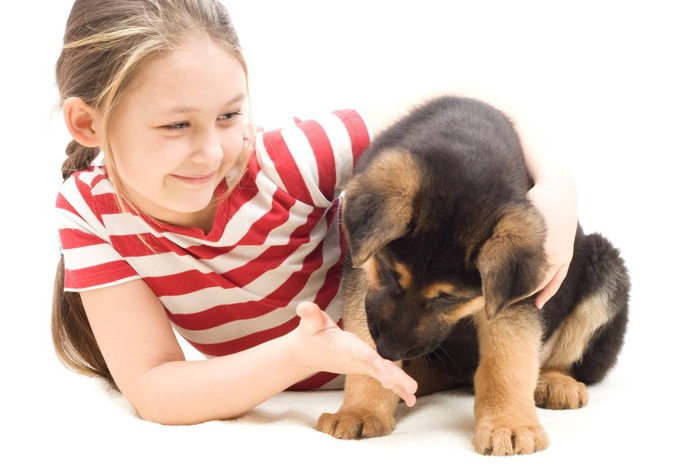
<box><xmin>405</xmin><ymin>219</ymin><xmax>417</xmax><ymax>236</ymax></box>
<box><xmin>378</xmin><ymin>262</ymin><xmax>403</xmax><ymax>295</ymax></box>
<box><xmin>431</xmin><ymin>292</ymin><xmax>462</xmax><ymax>307</ymax></box>
<box><xmin>386</xmin><ymin>269</ymin><xmax>403</xmax><ymax>294</ymax></box>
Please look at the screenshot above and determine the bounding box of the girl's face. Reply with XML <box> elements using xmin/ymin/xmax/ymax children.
<box><xmin>106</xmin><ymin>36</ymin><xmax>248</xmax><ymax>229</ymax></box>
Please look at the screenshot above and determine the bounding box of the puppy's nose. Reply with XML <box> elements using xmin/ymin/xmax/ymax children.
<box><xmin>375</xmin><ymin>335</ymin><xmax>422</xmax><ymax>361</ymax></box>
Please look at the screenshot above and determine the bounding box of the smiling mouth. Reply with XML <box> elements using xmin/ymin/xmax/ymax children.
<box><xmin>171</xmin><ymin>172</ymin><xmax>217</xmax><ymax>185</ymax></box>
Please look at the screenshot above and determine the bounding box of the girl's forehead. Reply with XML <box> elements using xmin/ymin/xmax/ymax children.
<box><xmin>124</xmin><ymin>37</ymin><xmax>247</xmax><ymax>109</ymax></box>
<box><xmin>136</xmin><ymin>37</ymin><xmax>241</xmax><ymax>84</ymax></box>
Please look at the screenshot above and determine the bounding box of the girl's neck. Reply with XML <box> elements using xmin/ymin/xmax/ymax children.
<box><xmin>154</xmin><ymin>197</ymin><xmax>218</xmax><ymax>233</ymax></box>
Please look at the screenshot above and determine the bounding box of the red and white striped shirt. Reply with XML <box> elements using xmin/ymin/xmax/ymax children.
<box><xmin>56</xmin><ymin>110</ymin><xmax>371</xmax><ymax>390</ymax></box>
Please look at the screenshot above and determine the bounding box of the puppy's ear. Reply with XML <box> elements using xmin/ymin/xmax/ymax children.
<box><xmin>475</xmin><ymin>204</ymin><xmax>547</xmax><ymax>318</ymax></box>
<box><xmin>342</xmin><ymin>149</ymin><xmax>420</xmax><ymax>266</ymax></box>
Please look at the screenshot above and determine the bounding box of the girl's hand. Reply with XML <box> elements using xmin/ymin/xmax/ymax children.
<box><xmin>515</xmin><ymin>114</ymin><xmax>578</xmax><ymax>309</ymax></box>
<box><xmin>293</xmin><ymin>302</ymin><xmax>418</xmax><ymax>407</ymax></box>
<box><xmin>527</xmin><ymin>175</ymin><xmax>578</xmax><ymax>309</ymax></box>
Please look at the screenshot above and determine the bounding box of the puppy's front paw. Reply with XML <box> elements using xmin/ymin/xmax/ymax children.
<box><xmin>472</xmin><ymin>417</ymin><xmax>549</xmax><ymax>455</ymax></box>
<box><xmin>535</xmin><ymin>370</ymin><xmax>589</xmax><ymax>409</ymax></box>
<box><xmin>316</xmin><ymin>408</ymin><xmax>395</xmax><ymax>440</ymax></box>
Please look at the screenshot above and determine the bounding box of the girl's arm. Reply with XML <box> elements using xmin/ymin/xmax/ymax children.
<box><xmin>516</xmin><ymin>118</ymin><xmax>578</xmax><ymax>309</ymax></box>
<box><xmin>80</xmin><ymin>279</ymin><xmax>416</xmax><ymax>425</ymax></box>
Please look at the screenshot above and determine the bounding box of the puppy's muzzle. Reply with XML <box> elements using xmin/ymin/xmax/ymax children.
<box><xmin>370</xmin><ymin>324</ymin><xmax>441</xmax><ymax>361</ymax></box>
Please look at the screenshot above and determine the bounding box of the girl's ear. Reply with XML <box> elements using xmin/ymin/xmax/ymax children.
<box><xmin>63</xmin><ymin>97</ymin><xmax>101</xmax><ymax>148</ymax></box>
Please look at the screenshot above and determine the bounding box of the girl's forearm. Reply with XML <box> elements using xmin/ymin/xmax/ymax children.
<box><xmin>131</xmin><ymin>330</ymin><xmax>310</xmax><ymax>425</ymax></box>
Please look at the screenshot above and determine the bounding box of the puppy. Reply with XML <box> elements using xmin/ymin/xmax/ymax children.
<box><xmin>316</xmin><ymin>96</ymin><xmax>629</xmax><ymax>455</ymax></box>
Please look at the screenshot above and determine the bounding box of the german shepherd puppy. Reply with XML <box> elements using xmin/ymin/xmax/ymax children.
<box><xmin>316</xmin><ymin>96</ymin><xmax>629</xmax><ymax>455</ymax></box>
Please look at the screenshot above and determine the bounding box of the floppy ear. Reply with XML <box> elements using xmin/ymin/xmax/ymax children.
<box><xmin>342</xmin><ymin>149</ymin><xmax>420</xmax><ymax>267</ymax></box>
<box><xmin>475</xmin><ymin>204</ymin><xmax>547</xmax><ymax>318</ymax></box>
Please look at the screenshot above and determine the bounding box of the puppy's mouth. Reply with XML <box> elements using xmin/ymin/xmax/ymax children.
<box><xmin>374</xmin><ymin>337</ymin><xmax>441</xmax><ymax>362</ymax></box>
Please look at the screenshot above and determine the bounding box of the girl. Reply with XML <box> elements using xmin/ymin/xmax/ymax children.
<box><xmin>53</xmin><ymin>0</ymin><xmax>577</xmax><ymax>425</ymax></box>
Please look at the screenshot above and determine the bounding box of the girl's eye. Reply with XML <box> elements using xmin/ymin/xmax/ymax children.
<box><xmin>164</xmin><ymin>121</ymin><xmax>189</xmax><ymax>131</ymax></box>
<box><xmin>218</xmin><ymin>111</ymin><xmax>242</xmax><ymax>122</ymax></box>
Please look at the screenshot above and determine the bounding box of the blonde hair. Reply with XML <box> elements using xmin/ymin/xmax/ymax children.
<box><xmin>53</xmin><ymin>0</ymin><xmax>251</xmax><ymax>387</ymax></box>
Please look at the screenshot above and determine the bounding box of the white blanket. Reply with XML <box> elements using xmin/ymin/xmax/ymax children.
<box><xmin>15</xmin><ymin>352</ymin><xmax>680</xmax><ymax>466</ymax></box>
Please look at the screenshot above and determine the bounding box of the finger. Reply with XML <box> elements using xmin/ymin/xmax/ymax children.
<box><xmin>534</xmin><ymin>263</ymin><xmax>569</xmax><ymax>309</ymax></box>
<box><xmin>368</xmin><ymin>358</ymin><xmax>418</xmax><ymax>405</ymax></box>
<box><xmin>295</xmin><ymin>301</ymin><xmax>329</xmax><ymax>331</ymax></box>
<box><xmin>398</xmin><ymin>388</ymin><xmax>417</xmax><ymax>407</ymax></box>
<box><xmin>389</xmin><ymin>374</ymin><xmax>418</xmax><ymax>406</ymax></box>
<box><xmin>343</xmin><ymin>336</ymin><xmax>419</xmax><ymax>405</ymax></box>
<box><xmin>391</xmin><ymin>383</ymin><xmax>417</xmax><ymax>407</ymax></box>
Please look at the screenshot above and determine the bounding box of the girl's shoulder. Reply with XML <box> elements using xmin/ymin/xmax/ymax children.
<box><xmin>62</xmin><ymin>164</ymin><xmax>110</xmax><ymax>190</ymax></box>
<box><xmin>252</xmin><ymin>109</ymin><xmax>371</xmax><ymax>206</ymax></box>
<box><xmin>57</xmin><ymin>165</ymin><xmax>118</xmax><ymax>214</ymax></box>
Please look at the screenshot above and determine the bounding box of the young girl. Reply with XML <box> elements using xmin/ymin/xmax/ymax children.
<box><xmin>53</xmin><ymin>0</ymin><xmax>577</xmax><ymax>426</ymax></box>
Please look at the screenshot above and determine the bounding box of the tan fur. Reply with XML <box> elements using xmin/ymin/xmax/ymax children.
<box><xmin>351</xmin><ymin>149</ymin><xmax>421</xmax><ymax>197</ymax></box>
<box><xmin>533</xmin><ymin>290</ymin><xmax>613</xmax><ymax>410</ymax></box>
<box><xmin>316</xmin><ymin>270</ymin><xmax>401</xmax><ymax>439</ymax></box>
<box><xmin>540</xmin><ymin>290</ymin><xmax>613</xmax><ymax>371</ymax></box>
<box><xmin>535</xmin><ymin>369</ymin><xmax>589</xmax><ymax>409</ymax></box>
<box><xmin>479</xmin><ymin>207</ymin><xmax>544</xmax><ymax>264</ymax></box>
<box><xmin>417</xmin><ymin>293</ymin><xmax>484</xmax><ymax>341</ymax></box>
<box><xmin>344</xmin><ymin>149</ymin><xmax>421</xmax><ymax>266</ymax></box>
<box><xmin>471</xmin><ymin>304</ymin><xmax>549</xmax><ymax>455</ymax></box>
<box><xmin>394</xmin><ymin>262</ymin><xmax>412</xmax><ymax>290</ymax></box>
<box><xmin>475</xmin><ymin>205</ymin><xmax>546</xmax><ymax>318</ymax></box>
<box><xmin>424</xmin><ymin>283</ymin><xmax>456</xmax><ymax>299</ymax></box>
<box><xmin>442</xmin><ymin>296</ymin><xmax>485</xmax><ymax>324</ymax></box>
<box><xmin>336</xmin><ymin>270</ymin><xmax>372</xmax><ymax>342</ymax></box>
<box><xmin>361</xmin><ymin>257</ymin><xmax>380</xmax><ymax>290</ymax></box>
<box><xmin>316</xmin><ymin>373</ymin><xmax>399</xmax><ymax>439</ymax></box>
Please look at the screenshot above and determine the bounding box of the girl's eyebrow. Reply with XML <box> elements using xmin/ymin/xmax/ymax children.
<box><xmin>159</xmin><ymin>92</ymin><xmax>247</xmax><ymax>115</ymax></box>
<box><xmin>224</xmin><ymin>93</ymin><xmax>247</xmax><ymax>107</ymax></box>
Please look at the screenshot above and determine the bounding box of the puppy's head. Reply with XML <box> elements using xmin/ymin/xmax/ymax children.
<box><xmin>343</xmin><ymin>149</ymin><xmax>547</xmax><ymax>361</ymax></box>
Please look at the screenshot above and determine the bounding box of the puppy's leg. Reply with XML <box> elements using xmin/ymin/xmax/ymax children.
<box><xmin>535</xmin><ymin>369</ymin><xmax>588</xmax><ymax>409</ymax></box>
<box><xmin>537</xmin><ymin>287</ymin><xmax>621</xmax><ymax>409</ymax></box>
<box><xmin>537</xmin><ymin>232</ymin><xmax>629</xmax><ymax>409</ymax></box>
<box><xmin>316</xmin><ymin>372</ymin><xmax>400</xmax><ymax>439</ymax></box>
<box><xmin>537</xmin><ymin>294</ymin><xmax>597</xmax><ymax>410</ymax></box>
<box><xmin>315</xmin><ymin>327</ymin><xmax>400</xmax><ymax>439</ymax></box>
<box><xmin>316</xmin><ymin>267</ymin><xmax>400</xmax><ymax>439</ymax></box>
<box><xmin>316</xmin><ymin>355</ymin><xmax>455</xmax><ymax>439</ymax></box>
<box><xmin>472</xmin><ymin>304</ymin><xmax>548</xmax><ymax>456</ymax></box>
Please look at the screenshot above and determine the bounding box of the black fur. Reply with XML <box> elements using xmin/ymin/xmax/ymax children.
<box><xmin>344</xmin><ymin>95</ymin><xmax>629</xmax><ymax>388</ymax></box>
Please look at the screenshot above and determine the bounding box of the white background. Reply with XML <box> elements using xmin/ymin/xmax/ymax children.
<box><xmin>1</xmin><ymin>1</ymin><xmax>698</xmax><ymax>465</ymax></box>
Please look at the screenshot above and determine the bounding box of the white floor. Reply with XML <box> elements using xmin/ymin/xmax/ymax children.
<box><xmin>2</xmin><ymin>1</ymin><xmax>698</xmax><ymax>465</ymax></box>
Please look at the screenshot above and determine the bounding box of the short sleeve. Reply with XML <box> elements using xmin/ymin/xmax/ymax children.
<box><xmin>56</xmin><ymin>169</ymin><xmax>139</xmax><ymax>291</ymax></box>
<box><xmin>254</xmin><ymin>109</ymin><xmax>371</xmax><ymax>207</ymax></box>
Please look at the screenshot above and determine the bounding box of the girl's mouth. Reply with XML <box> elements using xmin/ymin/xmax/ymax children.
<box><xmin>171</xmin><ymin>171</ymin><xmax>217</xmax><ymax>185</ymax></box>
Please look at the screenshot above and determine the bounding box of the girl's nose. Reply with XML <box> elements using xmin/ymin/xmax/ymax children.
<box><xmin>192</xmin><ymin>126</ymin><xmax>224</xmax><ymax>164</ymax></box>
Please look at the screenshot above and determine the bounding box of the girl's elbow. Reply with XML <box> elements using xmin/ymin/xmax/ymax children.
<box><xmin>134</xmin><ymin>401</ymin><xmax>199</xmax><ymax>426</ymax></box>
<box><xmin>132</xmin><ymin>395</ymin><xmax>248</xmax><ymax>425</ymax></box>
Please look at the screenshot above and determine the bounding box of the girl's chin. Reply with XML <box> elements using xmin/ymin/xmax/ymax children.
<box><xmin>152</xmin><ymin>196</ymin><xmax>217</xmax><ymax>228</ymax></box>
